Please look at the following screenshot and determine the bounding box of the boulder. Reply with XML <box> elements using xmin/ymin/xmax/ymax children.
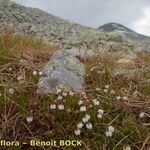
<box><xmin>38</xmin><ymin>49</ymin><xmax>85</xmax><ymax>93</ymax></box>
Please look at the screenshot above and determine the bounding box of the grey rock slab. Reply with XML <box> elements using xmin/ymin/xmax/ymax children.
<box><xmin>38</xmin><ymin>49</ymin><xmax>85</xmax><ymax>93</ymax></box>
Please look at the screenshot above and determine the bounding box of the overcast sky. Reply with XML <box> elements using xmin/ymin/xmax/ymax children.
<box><xmin>11</xmin><ymin>0</ymin><xmax>150</xmax><ymax>36</ymax></box>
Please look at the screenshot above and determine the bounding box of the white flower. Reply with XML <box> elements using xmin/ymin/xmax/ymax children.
<box><xmin>108</xmin><ymin>126</ymin><xmax>115</xmax><ymax>133</ymax></box>
<box><xmin>122</xmin><ymin>96</ymin><xmax>128</xmax><ymax>100</ymax></box>
<box><xmin>69</xmin><ymin>91</ymin><xmax>74</xmax><ymax>96</ymax></box>
<box><xmin>116</xmin><ymin>96</ymin><xmax>121</xmax><ymax>100</ymax></box>
<box><xmin>50</xmin><ymin>104</ymin><xmax>56</xmax><ymax>110</ymax></box>
<box><xmin>97</xmin><ymin>114</ymin><xmax>103</xmax><ymax>118</ymax></box>
<box><xmin>85</xmin><ymin>114</ymin><xmax>90</xmax><ymax>120</ymax></box>
<box><xmin>38</xmin><ymin>71</ymin><xmax>43</xmax><ymax>76</ymax></box>
<box><xmin>9</xmin><ymin>88</ymin><xmax>14</xmax><ymax>94</ymax></box>
<box><xmin>105</xmin><ymin>85</ymin><xmax>109</xmax><ymax>89</ymax></box>
<box><xmin>110</xmin><ymin>90</ymin><xmax>115</xmax><ymax>95</ymax></box>
<box><xmin>96</xmin><ymin>88</ymin><xmax>100</xmax><ymax>91</ymax></box>
<box><xmin>78</xmin><ymin>100</ymin><xmax>83</xmax><ymax>105</ymax></box>
<box><xmin>104</xmin><ymin>89</ymin><xmax>108</xmax><ymax>93</ymax></box>
<box><xmin>62</xmin><ymin>92</ymin><xmax>67</xmax><ymax>97</ymax></box>
<box><xmin>80</xmin><ymin>106</ymin><xmax>86</xmax><ymax>112</ymax></box>
<box><xmin>98</xmin><ymin>109</ymin><xmax>104</xmax><ymax>115</ymax></box>
<box><xmin>74</xmin><ymin>129</ymin><xmax>81</xmax><ymax>136</ymax></box>
<box><xmin>32</xmin><ymin>70</ymin><xmax>37</xmax><ymax>76</ymax></box>
<box><xmin>139</xmin><ymin>111</ymin><xmax>145</xmax><ymax>118</ymax></box>
<box><xmin>8</xmin><ymin>67</ymin><xmax>13</xmax><ymax>71</ymax></box>
<box><xmin>105</xmin><ymin>126</ymin><xmax>115</xmax><ymax>137</ymax></box>
<box><xmin>57</xmin><ymin>95</ymin><xmax>63</xmax><ymax>100</ymax></box>
<box><xmin>17</xmin><ymin>76</ymin><xmax>23</xmax><ymax>81</ymax></box>
<box><xmin>77</xmin><ymin>122</ymin><xmax>83</xmax><ymax>129</ymax></box>
<box><xmin>93</xmin><ymin>100</ymin><xmax>100</xmax><ymax>106</ymax></box>
<box><xmin>58</xmin><ymin>105</ymin><xmax>64</xmax><ymax>110</ymax></box>
<box><xmin>82</xmin><ymin>117</ymin><xmax>89</xmax><ymax>123</ymax></box>
<box><xmin>56</xmin><ymin>88</ymin><xmax>62</xmax><ymax>94</ymax></box>
<box><xmin>105</xmin><ymin>130</ymin><xmax>113</xmax><ymax>137</ymax></box>
<box><xmin>93</xmin><ymin>99</ymin><xmax>97</xmax><ymax>103</ymax></box>
<box><xmin>123</xmin><ymin>145</ymin><xmax>131</xmax><ymax>150</ymax></box>
<box><xmin>86</xmin><ymin>123</ymin><xmax>93</xmax><ymax>129</ymax></box>
<box><xmin>26</xmin><ymin>116</ymin><xmax>33</xmax><ymax>123</ymax></box>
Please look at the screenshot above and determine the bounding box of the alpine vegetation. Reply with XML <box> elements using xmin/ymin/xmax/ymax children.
<box><xmin>0</xmin><ymin>0</ymin><xmax>150</xmax><ymax>149</ymax></box>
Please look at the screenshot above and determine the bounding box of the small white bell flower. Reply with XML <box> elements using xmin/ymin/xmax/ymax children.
<box><xmin>77</xmin><ymin>122</ymin><xmax>83</xmax><ymax>129</ymax></box>
<box><xmin>108</xmin><ymin>126</ymin><xmax>115</xmax><ymax>133</ymax></box>
<box><xmin>85</xmin><ymin>114</ymin><xmax>90</xmax><ymax>120</ymax></box>
<box><xmin>139</xmin><ymin>112</ymin><xmax>145</xmax><ymax>118</ymax></box>
<box><xmin>105</xmin><ymin>130</ymin><xmax>113</xmax><ymax>137</ymax></box>
<box><xmin>9</xmin><ymin>88</ymin><xmax>14</xmax><ymax>94</ymax></box>
<box><xmin>97</xmin><ymin>114</ymin><xmax>103</xmax><ymax>118</ymax></box>
<box><xmin>98</xmin><ymin>109</ymin><xmax>104</xmax><ymax>115</ymax></box>
<box><xmin>78</xmin><ymin>100</ymin><xmax>83</xmax><ymax>105</ymax></box>
<box><xmin>80</xmin><ymin>106</ymin><xmax>86</xmax><ymax>112</ymax></box>
<box><xmin>57</xmin><ymin>95</ymin><xmax>63</xmax><ymax>100</ymax></box>
<box><xmin>62</xmin><ymin>92</ymin><xmax>67</xmax><ymax>97</ymax></box>
<box><xmin>74</xmin><ymin>129</ymin><xmax>81</xmax><ymax>136</ymax></box>
<box><xmin>32</xmin><ymin>70</ymin><xmax>37</xmax><ymax>76</ymax></box>
<box><xmin>82</xmin><ymin>117</ymin><xmax>89</xmax><ymax>123</ymax></box>
<box><xmin>69</xmin><ymin>90</ymin><xmax>74</xmax><ymax>96</ymax></box>
<box><xmin>38</xmin><ymin>71</ymin><xmax>43</xmax><ymax>76</ymax></box>
<box><xmin>86</xmin><ymin>123</ymin><xmax>93</xmax><ymax>129</ymax></box>
<box><xmin>104</xmin><ymin>85</ymin><xmax>109</xmax><ymax>89</ymax></box>
<box><xmin>26</xmin><ymin>116</ymin><xmax>33</xmax><ymax>123</ymax></box>
<box><xmin>116</xmin><ymin>96</ymin><xmax>121</xmax><ymax>100</ymax></box>
<box><xmin>58</xmin><ymin>105</ymin><xmax>64</xmax><ymax>110</ymax></box>
<box><xmin>50</xmin><ymin>104</ymin><xmax>56</xmax><ymax>110</ymax></box>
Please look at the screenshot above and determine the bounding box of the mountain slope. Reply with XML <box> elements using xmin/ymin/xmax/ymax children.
<box><xmin>0</xmin><ymin>0</ymin><xmax>150</xmax><ymax>53</ymax></box>
<box><xmin>99</xmin><ymin>23</ymin><xmax>136</xmax><ymax>34</ymax></box>
<box><xmin>0</xmin><ymin>0</ymin><xmax>99</xmax><ymax>50</ymax></box>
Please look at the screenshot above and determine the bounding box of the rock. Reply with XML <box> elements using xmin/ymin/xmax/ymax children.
<box><xmin>38</xmin><ymin>49</ymin><xmax>85</xmax><ymax>93</ymax></box>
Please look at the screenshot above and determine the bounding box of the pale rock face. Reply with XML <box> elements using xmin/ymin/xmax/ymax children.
<box><xmin>38</xmin><ymin>49</ymin><xmax>85</xmax><ymax>93</ymax></box>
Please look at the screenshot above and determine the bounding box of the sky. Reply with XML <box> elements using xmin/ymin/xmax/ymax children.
<box><xmin>11</xmin><ymin>0</ymin><xmax>150</xmax><ymax>36</ymax></box>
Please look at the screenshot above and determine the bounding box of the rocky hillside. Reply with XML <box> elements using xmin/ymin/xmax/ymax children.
<box><xmin>0</xmin><ymin>0</ymin><xmax>100</xmax><ymax>51</ymax></box>
<box><xmin>99</xmin><ymin>23</ymin><xmax>136</xmax><ymax>34</ymax></box>
<box><xmin>0</xmin><ymin>0</ymin><xmax>150</xmax><ymax>54</ymax></box>
<box><xmin>99</xmin><ymin>23</ymin><xmax>150</xmax><ymax>52</ymax></box>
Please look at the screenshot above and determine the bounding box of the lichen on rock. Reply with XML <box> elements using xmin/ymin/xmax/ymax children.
<box><xmin>38</xmin><ymin>49</ymin><xmax>86</xmax><ymax>93</ymax></box>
